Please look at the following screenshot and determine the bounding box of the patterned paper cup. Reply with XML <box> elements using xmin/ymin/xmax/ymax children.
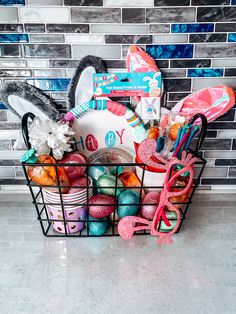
<box><xmin>47</xmin><ymin>205</ymin><xmax>87</xmax><ymax>234</ymax></box>
<box><xmin>43</xmin><ymin>190</ymin><xmax>93</xmax><ymax>204</ymax></box>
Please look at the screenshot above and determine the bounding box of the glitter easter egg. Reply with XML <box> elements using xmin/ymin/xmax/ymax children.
<box><xmin>140</xmin><ymin>191</ymin><xmax>160</xmax><ymax>220</ymax></box>
<box><xmin>88</xmin><ymin>165</ymin><xmax>109</xmax><ymax>181</ymax></box>
<box><xmin>97</xmin><ymin>174</ymin><xmax>123</xmax><ymax>196</ymax></box>
<box><xmin>89</xmin><ymin>194</ymin><xmax>115</xmax><ymax>218</ymax></box>
<box><xmin>117</xmin><ymin>190</ymin><xmax>139</xmax><ymax>218</ymax></box>
<box><xmin>88</xmin><ymin>216</ymin><xmax>108</xmax><ymax>236</ymax></box>
<box><xmin>59</xmin><ymin>152</ymin><xmax>86</xmax><ymax>181</ymax></box>
<box><xmin>158</xmin><ymin>211</ymin><xmax>177</xmax><ymax>232</ymax></box>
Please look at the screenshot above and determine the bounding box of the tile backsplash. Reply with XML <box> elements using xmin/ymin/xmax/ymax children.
<box><xmin>0</xmin><ymin>0</ymin><xmax>236</xmax><ymax>191</ymax></box>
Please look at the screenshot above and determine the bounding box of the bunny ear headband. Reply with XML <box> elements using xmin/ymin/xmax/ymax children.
<box><xmin>0</xmin><ymin>55</ymin><xmax>107</xmax><ymax>121</ymax></box>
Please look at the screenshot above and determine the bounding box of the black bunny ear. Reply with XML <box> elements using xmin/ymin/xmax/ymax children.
<box><xmin>67</xmin><ymin>55</ymin><xmax>107</xmax><ymax>109</ymax></box>
<box><xmin>1</xmin><ymin>81</ymin><xmax>62</xmax><ymax>121</ymax></box>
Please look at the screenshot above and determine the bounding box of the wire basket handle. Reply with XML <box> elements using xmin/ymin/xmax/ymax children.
<box><xmin>21</xmin><ymin>112</ymin><xmax>35</xmax><ymax>149</ymax></box>
<box><xmin>189</xmin><ymin>113</ymin><xmax>207</xmax><ymax>153</ymax></box>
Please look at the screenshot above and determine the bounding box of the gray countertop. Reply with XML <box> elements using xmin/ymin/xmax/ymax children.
<box><xmin>0</xmin><ymin>194</ymin><xmax>235</xmax><ymax>314</ymax></box>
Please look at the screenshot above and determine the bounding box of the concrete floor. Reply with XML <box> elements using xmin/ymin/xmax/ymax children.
<box><xmin>0</xmin><ymin>193</ymin><xmax>235</xmax><ymax>314</ymax></box>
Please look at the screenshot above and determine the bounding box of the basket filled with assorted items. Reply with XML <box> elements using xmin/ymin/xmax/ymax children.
<box><xmin>18</xmin><ymin>45</ymin><xmax>235</xmax><ymax>245</ymax></box>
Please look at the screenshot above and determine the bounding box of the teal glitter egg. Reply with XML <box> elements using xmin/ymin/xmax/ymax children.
<box><xmin>117</xmin><ymin>190</ymin><xmax>139</xmax><ymax>218</ymax></box>
<box><xmin>97</xmin><ymin>174</ymin><xmax>123</xmax><ymax>196</ymax></box>
<box><xmin>88</xmin><ymin>165</ymin><xmax>109</xmax><ymax>181</ymax></box>
<box><xmin>88</xmin><ymin>216</ymin><xmax>108</xmax><ymax>236</ymax></box>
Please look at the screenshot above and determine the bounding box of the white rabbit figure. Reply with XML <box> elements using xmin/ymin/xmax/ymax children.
<box><xmin>143</xmin><ymin>72</ymin><xmax>161</xmax><ymax>97</ymax></box>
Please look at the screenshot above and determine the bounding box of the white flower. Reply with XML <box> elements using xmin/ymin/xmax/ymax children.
<box><xmin>29</xmin><ymin>117</ymin><xmax>75</xmax><ymax>160</ymax></box>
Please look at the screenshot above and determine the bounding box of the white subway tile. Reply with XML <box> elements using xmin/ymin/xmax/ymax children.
<box><xmin>30</xmin><ymin>34</ymin><xmax>64</xmax><ymax>43</ymax></box>
<box><xmin>218</xmin><ymin>130</ymin><xmax>236</xmax><ymax>139</ymax></box>
<box><xmin>33</xmin><ymin>69</ymin><xmax>66</xmax><ymax>77</ymax></box>
<box><xmin>0</xmin><ymin>130</ymin><xmax>21</xmax><ymax>139</ymax></box>
<box><xmin>65</xmin><ymin>34</ymin><xmax>104</xmax><ymax>44</ymax></box>
<box><xmin>72</xmin><ymin>45</ymin><xmax>121</xmax><ymax>59</ymax></box>
<box><xmin>212</xmin><ymin>58</ymin><xmax>236</xmax><ymax>67</ymax></box>
<box><xmin>104</xmin><ymin>0</ymin><xmax>154</xmax><ymax>6</ymax></box>
<box><xmin>91</xmin><ymin>24</ymin><xmax>148</xmax><ymax>34</ymax></box>
<box><xmin>19</xmin><ymin>7</ymin><xmax>69</xmax><ymax>23</ymax></box>
<box><xmin>0</xmin><ymin>167</ymin><xmax>15</xmax><ymax>178</ymax></box>
<box><xmin>153</xmin><ymin>34</ymin><xmax>188</xmax><ymax>44</ymax></box>
<box><xmin>65</xmin><ymin>69</ymin><xmax>75</xmax><ymax>78</ymax></box>
<box><xmin>27</xmin><ymin>0</ymin><xmax>63</xmax><ymax>5</ymax></box>
<box><xmin>27</xmin><ymin>59</ymin><xmax>48</xmax><ymax>68</ymax></box>
<box><xmin>0</xmin><ymin>8</ymin><xmax>18</xmax><ymax>23</ymax></box>
<box><xmin>0</xmin><ymin>151</ymin><xmax>25</xmax><ymax>159</ymax></box>
<box><xmin>193</xmin><ymin>78</ymin><xmax>236</xmax><ymax>91</ymax></box>
<box><xmin>204</xmin><ymin>151</ymin><xmax>236</xmax><ymax>159</ymax></box>
<box><xmin>0</xmin><ymin>60</ymin><xmax>26</xmax><ymax>68</ymax></box>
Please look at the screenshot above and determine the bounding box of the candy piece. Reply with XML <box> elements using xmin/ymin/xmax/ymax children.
<box><xmin>148</xmin><ymin>127</ymin><xmax>159</xmax><ymax>140</ymax></box>
<box><xmin>88</xmin><ymin>216</ymin><xmax>108</xmax><ymax>236</ymax></box>
<box><xmin>140</xmin><ymin>191</ymin><xmax>160</xmax><ymax>220</ymax></box>
<box><xmin>118</xmin><ymin>171</ymin><xmax>144</xmax><ymax>197</ymax></box>
<box><xmin>158</xmin><ymin>211</ymin><xmax>177</xmax><ymax>232</ymax></box>
<box><xmin>89</xmin><ymin>194</ymin><xmax>115</xmax><ymax>218</ymax></box>
<box><xmin>59</xmin><ymin>152</ymin><xmax>86</xmax><ymax>181</ymax></box>
<box><xmin>160</xmin><ymin>114</ymin><xmax>169</xmax><ymax>131</ymax></box>
<box><xmin>117</xmin><ymin>190</ymin><xmax>139</xmax><ymax>218</ymax></box>
<box><xmin>97</xmin><ymin>174</ymin><xmax>123</xmax><ymax>196</ymax></box>
<box><xmin>27</xmin><ymin>155</ymin><xmax>69</xmax><ymax>193</ymax></box>
<box><xmin>169</xmin><ymin>123</ymin><xmax>181</xmax><ymax>141</ymax></box>
<box><xmin>156</xmin><ymin>136</ymin><xmax>165</xmax><ymax>153</ymax></box>
<box><xmin>169</xmin><ymin>178</ymin><xmax>191</xmax><ymax>209</ymax></box>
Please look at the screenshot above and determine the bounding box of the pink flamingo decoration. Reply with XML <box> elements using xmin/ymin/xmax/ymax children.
<box><xmin>118</xmin><ymin>151</ymin><xmax>197</xmax><ymax>245</ymax></box>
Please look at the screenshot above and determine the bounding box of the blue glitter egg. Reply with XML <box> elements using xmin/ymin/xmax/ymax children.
<box><xmin>88</xmin><ymin>216</ymin><xmax>108</xmax><ymax>236</ymax></box>
<box><xmin>117</xmin><ymin>190</ymin><xmax>139</xmax><ymax>218</ymax></box>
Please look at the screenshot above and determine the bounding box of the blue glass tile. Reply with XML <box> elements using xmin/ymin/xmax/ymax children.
<box><xmin>0</xmin><ymin>34</ymin><xmax>28</xmax><ymax>43</ymax></box>
<box><xmin>0</xmin><ymin>103</ymin><xmax>7</xmax><ymax>109</ymax></box>
<box><xmin>27</xmin><ymin>79</ymin><xmax>70</xmax><ymax>92</ymax></box>
<box><xmin>0</xmin><ymin>0</ymin><xmax>25</xmax><ymax>4</ymax></box>
<box><xmin>171</xmin><ymin>23</ymin><xmax>214</xmax><ymax>33</ymax></box>
<box><xmin>232</xmin><ymin>0</ymin><xmax>236</xmax><ymax>5</ymax></box>
<box><xmin>228</xmin><ymin>33</ymin><xmax>236</xmax><ymax>42</ymax></box>
<box><xmin>146</xmin><ymin>44</ymin><xmax>193</xmax><ymax>59</ymax></box>
<box><xmin>187</xmin><ymin>68</ymin><xmax>224</xmax><ymax>77</ymax></box>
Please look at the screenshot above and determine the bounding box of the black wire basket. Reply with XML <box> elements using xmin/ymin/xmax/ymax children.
<box><xmin>21</xmin><ymin>112</ymin><xmax>207</xmax><ymax>238</ymax></box>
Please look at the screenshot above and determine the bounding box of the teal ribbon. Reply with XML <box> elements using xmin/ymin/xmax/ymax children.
<box><xmin>20</xmin><ymin>148</ymin><xmax>37</xmax><ymax>164</ymax></box>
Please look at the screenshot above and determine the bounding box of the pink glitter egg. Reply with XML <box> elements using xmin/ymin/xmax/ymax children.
<box><xmin>68</xmin><ymin>176</ymin><xmax>89</xmax><ymax>194</ymax></box>
<box><xmin>89</xmin><ymin>194</ymin><xmax>115</xmax><ymax>219</ymax></box>
<box><xmin>140</xmin><ymin>191</ymin><xmax>160</xmax><ymax>220</ymax></box>
<box><xmin>59</xmin><ymin>152</ymin><xmax>86</xmax><ymax>181</ymax></box>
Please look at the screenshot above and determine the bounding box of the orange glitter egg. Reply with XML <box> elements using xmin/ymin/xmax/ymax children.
<box><xmin>27</xmin><ymin>155</ymin><xmax>70</xmax><ymax>193</ymax></box>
